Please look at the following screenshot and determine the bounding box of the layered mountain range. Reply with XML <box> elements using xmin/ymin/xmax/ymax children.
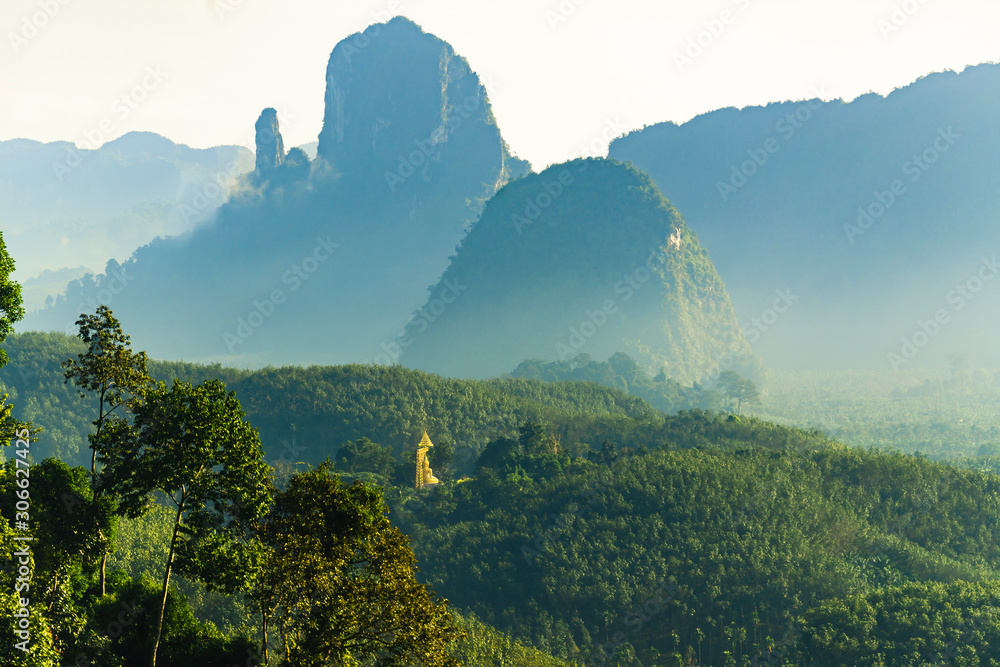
<box><xmin>610</xmin><ymin>64</ymin><xmax>1000</xmax><ymax>370</ymax></box>
<box><xmin>0</xmin><ymin>132</ymin><xmax>254</xmax><ymax>309</ymax></box>
<box><xmin>23</xmin><ymin>18</ymin><xmax>995</xmax><ymax>377</ymax></box>
<box><xmin>21</xmin><ymin>16</ymin><xmax>750</xmax><ymax>380</ymax></box>
<box><xmin>23</xmin><ymin>17</ymin><xmax>528</xmax><ymax>367</ymax></box>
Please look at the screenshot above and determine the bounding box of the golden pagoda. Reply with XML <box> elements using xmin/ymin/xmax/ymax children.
<box><xmin>415</xmin><ymin>431</ymin><xmax>440</xmax><ymax>490</ymax></box>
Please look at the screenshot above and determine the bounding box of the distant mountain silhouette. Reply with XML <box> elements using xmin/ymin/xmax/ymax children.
<box><xmin>24</xmin><ymin>17</ymin><xmax>529</xmax><ymax>367</ymax></box>
<box><xmin>610</xmin><ymin>63</ymin><xmax>1000</xmax><ymax>371</ymax></box>
<box><xmin>0</xmin><ymin>132</ymin><xmax>253</xmax><ymax>308</ymax></box>
<box><xmin>398</xmin><ymin>158</ymin><xmax>758</xmax><ymax>382</ymax></box>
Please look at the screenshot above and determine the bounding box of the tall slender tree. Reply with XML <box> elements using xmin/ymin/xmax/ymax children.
<box><xmin>95</xmin><ymin>379</ymin><xmax>272</xmax><ymax>667</ymax></box>
<box><xmin>0</xmin><ymin>230</ymin><xmax>26</xmax><ymax>443</ymax></box>
<box><xmin>62</xmin><ymin>305</ymin><xmax>152</xmax><ymax>596</ymax></box>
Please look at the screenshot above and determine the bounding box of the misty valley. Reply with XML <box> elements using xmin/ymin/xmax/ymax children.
<box><xmin>3</xmin><ymin>12</ymin><xmax>1000</xmax><ymax>667</ymax></box>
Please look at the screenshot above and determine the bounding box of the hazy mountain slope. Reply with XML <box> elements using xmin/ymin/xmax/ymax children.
<box><xmin>399</xmin><ymin>158</ymin><xmax>758</xmax><ymax>382</ymax></box>
<box><xmin>609</xmin><ymin>63</ymin><xmax>1000</xmax><ymax>371</ymax></box>
<box><xmin>0</xmin><ymin>132</ymin><xmax>253</xmax><ymax>308</ymax></box>
<box><xmin>22</xmin><ymin>17</ymin><xmax>528</xmax><ymax>366</ymax></box>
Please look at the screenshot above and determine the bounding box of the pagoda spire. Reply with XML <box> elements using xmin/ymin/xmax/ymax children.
<box><xmin>415</xmin><ymin>432</ymin><xmax>439</xmax><ymax>490</ymax></box>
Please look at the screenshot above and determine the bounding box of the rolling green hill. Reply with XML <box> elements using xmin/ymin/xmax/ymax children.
<box><xmin>0</xmin><ymin>331</ymin><xmax>661</xmax><ymax>469</ymax></box>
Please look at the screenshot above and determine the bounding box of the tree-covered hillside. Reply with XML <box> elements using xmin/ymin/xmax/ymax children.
<box><xmin>0</xmin><ymin>332</ymin><xmax>662</xmax><ymax>469</ymax></box>
<box><xmin>398</xmin><ymin>414</ymin><xmax>1000</xmax><ymax>666</ymax></box>
<box><xmin>399</xmin><ymin>158</ymin><xmax>759</xmax><ymax>383</ymax></box>
<box><xmin>7</xmin><ymin>325</ymin><xmax>1000</xmax><ymax>664</ymax></box>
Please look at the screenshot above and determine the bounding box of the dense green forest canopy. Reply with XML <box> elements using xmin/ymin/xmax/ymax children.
<box><xmin>6</xmin><ymin>328</ymin><xmax>1000</xmax><ymax>665</ymax></box>
<box><xmin>398</xmin><ymin>421</ymin><xmax>1000</xmax><ymax>666</ymax></box>
<box><xmin>0</xmin><ymin>331</ymin><xmax>664</xmax><ymax>470</ymax></box>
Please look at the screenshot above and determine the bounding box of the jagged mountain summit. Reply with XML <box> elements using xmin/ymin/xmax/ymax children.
<box><xmin>398</xmin><ymin>158</ymin><xmax>758</xmax><ymax>382</ymax></box>
<box><xmin>24</xmin><ymin>17</ymin><xmax>528</xmax><ymax>367</ymax></box>
<box><xmin>317</xmin><ymin>17</ymin><xmax>528</xmax><ymax>194</ymax></box>
<box><xmin>610</xmin><ymin>63</ymin><xmax>1000</xmax><ymax>370</ymax></box>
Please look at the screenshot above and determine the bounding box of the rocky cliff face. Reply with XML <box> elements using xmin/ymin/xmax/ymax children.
<box><xmin>254</xmin><ymin>108</ymin><xmax>285</xmax><ymax>174</ymax></box>
<box><xmin>318</xmin><ymin>17</ymin><xmax>527</xmax><ymax>193</ymax></box>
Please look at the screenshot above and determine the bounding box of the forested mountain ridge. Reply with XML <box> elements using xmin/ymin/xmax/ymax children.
<box><xmin>399</xmin><ymin>158</ymin><xmax>759</xmax><ymax>382</ymax></box>
<box><xmin>0</xmin><ymin>331</ymin><xmax>662</xmax><ymax>469</ymax></box>
<box><xmin>609</xmin><ymin>63</ymin><xmax>1000</xmax><ymax>371</ymax></box>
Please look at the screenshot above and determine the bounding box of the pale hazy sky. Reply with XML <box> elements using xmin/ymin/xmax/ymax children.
<box><xmin>1</xmin><ymin>0</ymin><xmax>998</xmax><ymax>169</ymax></box>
